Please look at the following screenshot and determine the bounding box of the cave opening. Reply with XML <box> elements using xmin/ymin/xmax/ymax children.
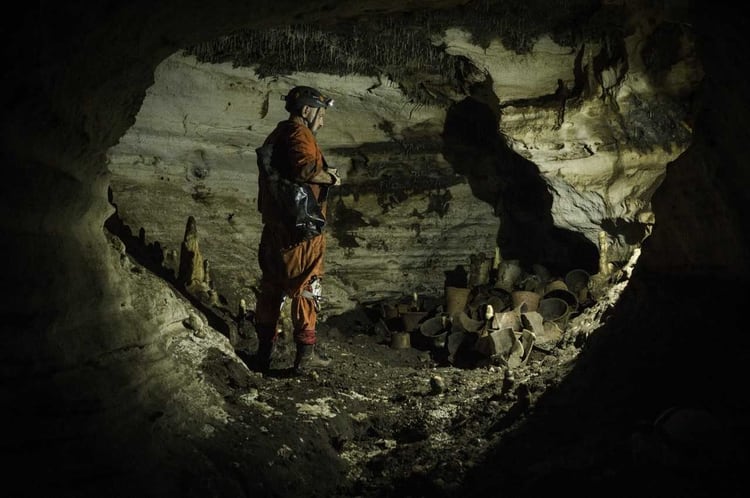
<box><xmin>102</xmin><ymin>0</ymin><xmax>685</xmax><ymax>378</ymax></box>
<box><xmin>441</xmin><ymin>89</ymin><xmax>600</xmax><ymax>277</ymax></box>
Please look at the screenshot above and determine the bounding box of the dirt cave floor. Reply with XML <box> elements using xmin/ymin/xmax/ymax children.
<box><xmin>224</xmin><ymin>311</ymin><xmax>584</xmax><ymax>498</ymax></box>
<box><xmin>188</xmin><ymin>277</ymin><xmax>747</xmax><ymax>498</ymax></box>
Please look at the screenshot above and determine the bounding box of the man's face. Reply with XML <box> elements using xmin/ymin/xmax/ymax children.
<box><xmin>303</xmin><ymin>106</ymin><xmax>326</xmax><ymax>133</ymax></box>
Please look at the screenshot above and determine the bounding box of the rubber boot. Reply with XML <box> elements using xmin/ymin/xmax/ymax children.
<box><xmin>254</xmin><ymin>323</ymin><xmax>278</xmax><ymax>373</ymax></box>
<box><xmin>255</xmin><ymin>340</ymin><xmax>275</xmax><ymax>373</ymax></box>
<box><xmin>293</xmin><ymin>344</ymin><xmax>331</xmax><ymax>375</ymax></box>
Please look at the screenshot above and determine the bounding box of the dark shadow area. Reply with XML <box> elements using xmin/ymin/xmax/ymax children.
<box><xmin>454</xmin><ymin>268</ymin><xmax>750</xmax><ymax>497</ymax></box>
<box><xmin>601</xmin><ymin>217</ymin><xmax>650</xmax><ymax>245</ymax></box>
<box><xmin>444</xmin><ymin>265</ymin><xmax>469</xmax><ymax>287</ymax></box>
<box><xmin>441</xmin><ymin>79</ymin><xmax>599</xmax><ymax>277</ymax></box>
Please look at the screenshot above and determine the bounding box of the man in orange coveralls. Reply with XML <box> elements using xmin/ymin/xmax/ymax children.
<box><xmin>254</xmin><ymin>85</ymin><xmax>340</xmax><ymax>374</ymax></box>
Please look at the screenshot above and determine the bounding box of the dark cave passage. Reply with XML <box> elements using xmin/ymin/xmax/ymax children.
<box><xmin>442</xmin><ymin>94</ymin><xmax>599</xmax><ymax>276</ymax></box>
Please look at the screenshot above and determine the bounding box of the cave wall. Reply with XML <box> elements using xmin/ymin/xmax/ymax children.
<box><xmin>106</xmin><ymin>53</ymin><xmax>499</xmax><ymax>313</ymax></box>
<box><xmin>638</xmin><ymin>5</ymin><xmax>750</xmax><ymax>277</ymax></box>
<box><xmin>105</xmin><ymin>2</ymin><xmax>703</xmax><ymax>314</ymax></box>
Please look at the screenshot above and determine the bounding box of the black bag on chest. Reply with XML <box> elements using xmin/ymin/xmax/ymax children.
<box><xmin>256</xmin><ymin>143</ymin><xmax>325</xmax><ymax>241</ymax></box>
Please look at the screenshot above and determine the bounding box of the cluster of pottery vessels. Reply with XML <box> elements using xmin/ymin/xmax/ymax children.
<box><xmin>383</xmin><ymin>262</ymin><xmax>593</xmax><ymax>367</ymax></box>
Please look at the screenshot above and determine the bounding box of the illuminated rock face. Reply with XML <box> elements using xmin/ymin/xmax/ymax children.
<box><xmin>107</xmin><ymin>8</ymin><xmax>702</xmax><ymax>313</ymax></box>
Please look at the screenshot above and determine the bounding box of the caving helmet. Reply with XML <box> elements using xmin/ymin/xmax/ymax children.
<box><xmin>282</xmin><ymin>86</ymin><xmax>334</xmax><ymax>113</ymax></box>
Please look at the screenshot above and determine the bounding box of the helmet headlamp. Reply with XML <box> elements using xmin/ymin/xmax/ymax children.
<box><xmin>282</xmin><ymin>86</ymin><xmax>333</xmax><ymax>112</ymax></box>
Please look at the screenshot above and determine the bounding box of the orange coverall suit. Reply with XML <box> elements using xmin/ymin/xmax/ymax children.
<box><xmin>255</xmin><ymin>120</ymin><xmax>330</xmax><ymax>347</ymax></box>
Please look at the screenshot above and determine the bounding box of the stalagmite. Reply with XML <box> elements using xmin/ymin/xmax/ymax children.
<box><xmin>598</xmin><ymin>231</ymin><xmax>611</xmax><ymax>277</ymax></box>
<box><xmin>177</xmin><ymin>216</ymin><xmax>206</xmax><ymax>294</ymax></box>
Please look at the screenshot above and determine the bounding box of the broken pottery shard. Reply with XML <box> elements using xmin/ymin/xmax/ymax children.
<box><xmin>535</xmin><ymin>321</ymin><xmax>563</xmax><ymax>352</ymax></box>
<box><xmin>519</xmin><ymin>329</ymin><xmax>535</xmax><ymax>364</ymax></box>
<box><xmin>507</xmin><ymin>338</ymin><xmax>525</xmax><ymax>369</ymax></box>
<box><xmin>474</xmin><ymin>335</ymin><xmax>494</xmax><ymax>357</ymax></box>
<box><xmin>520</xmin><ymin>311</ymin><xmax>544</xmax><ymax>336</ymax></box>
<box><xmin>452</xmin><ymin>311</ymin><xmax>484</xmax><ymax>333</ymax></box>
<box><xmin>493</xmin><ymin>310</ymin><xmax>521</xmax><ymax>332</ymax></box>
<box><xmin>489</xmin><ymin>327</ymin><xmax>518</xmax><ymax>358</ymax></box>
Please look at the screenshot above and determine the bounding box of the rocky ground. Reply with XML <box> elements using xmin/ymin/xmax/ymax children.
<box><xmin>208</xmin><ymin>310</ymin><xmax>591</xmax><ymax>498</ymax></box>
<box><xmin>93</xmin><ymin>218</ymin><xmax>749</xmax><ymax>498</ymax></box>
<box><xmin>183</xmin><ymin>269</ymin><xmax>665</xmax><ymax>498</ymax></box>
<box><xmin>179</xmin><ymin>263</ymin><xmax>748</xmax><ymax>498</ymax></box>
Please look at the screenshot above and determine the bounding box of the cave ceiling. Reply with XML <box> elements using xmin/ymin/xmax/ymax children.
<box><xmin>183</xmin><ymin>0</ymin><xmax>634</xmax><ymax>106</ymax></box>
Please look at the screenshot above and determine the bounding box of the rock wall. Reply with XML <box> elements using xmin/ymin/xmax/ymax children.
<box><xmin>108</xmin><ymin>6</ymin><xmax>703</xmax><ymax>312</ymax></box>
<box><xmin>107</xmin><ymin>54</ymin><xmax>499</xmax><ymax>314</ymax></box>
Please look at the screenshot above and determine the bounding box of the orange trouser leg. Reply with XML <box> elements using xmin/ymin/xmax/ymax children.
<box><xmin>292</xmin><ymin>278</ymin><xmax>318</xmax><ymax>345</ymax></box>
<box><xmin>255</xmin><ymin>225</ymin><xmax>326</xmax><ymax>345</ymax></box>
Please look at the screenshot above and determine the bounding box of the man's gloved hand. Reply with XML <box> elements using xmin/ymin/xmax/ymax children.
<box><xmin>309</xmin><ymin>167</ymin><xmax>342</xmax><ymax>185</ymax></box>
<box><xmin>328</xmin><ymin>167</ymin><xmax>341</xmax><ymax>186</ymax></box>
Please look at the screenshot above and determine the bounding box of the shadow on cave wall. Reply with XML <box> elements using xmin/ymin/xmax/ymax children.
<box><xmin>441</xmin><ymin>81</ymin><xmax>598</xmax><ymax>276</ymax></box>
